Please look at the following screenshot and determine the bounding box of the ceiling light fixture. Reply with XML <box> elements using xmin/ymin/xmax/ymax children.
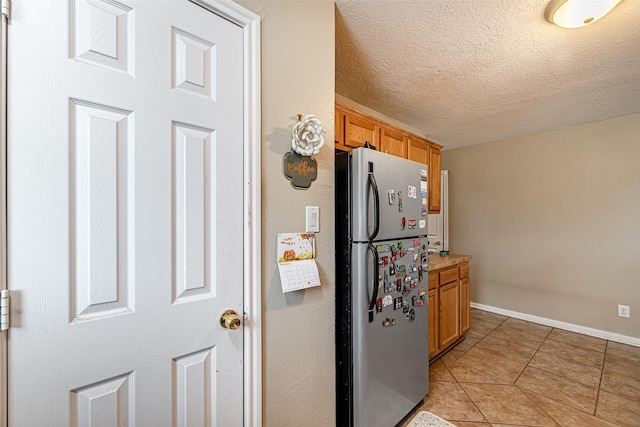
<box><xmin>545</xmin><ymin>0</ymin><xmax>624</xmax><ymax>28</ymax></box>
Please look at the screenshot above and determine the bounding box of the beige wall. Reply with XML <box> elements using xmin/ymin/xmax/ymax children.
<box><xmin>236</xmin><ymin>1</ymin><xmax>335</xmax><ymax>426</ymax></box>
<box><xmin>442</xmin><ymin>113</ymin><xmax>640</xmax><ymax>338</ymax></box>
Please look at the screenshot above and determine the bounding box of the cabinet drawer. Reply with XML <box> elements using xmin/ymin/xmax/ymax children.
<box><xmin>459</xmin><ymin>262</ymin><xmax>469</xmax><ymax>279</ymax></box>
<box><xmin>428</xmin><ymin>272</ymin><xmax>439</xmax><ymax>290</ymax></box>
<box><xmin>439</xmin><ymin>267</ymin><xmax>459</xmax><ymax>285</ymax></box>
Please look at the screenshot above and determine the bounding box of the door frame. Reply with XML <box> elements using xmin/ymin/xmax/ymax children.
<box><xmin>0</xmin><ymin>1</ymin><xmax>262</xmax><ymax>426</ymax></box>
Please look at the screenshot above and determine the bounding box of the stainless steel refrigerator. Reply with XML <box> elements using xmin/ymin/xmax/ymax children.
<box><xmin>336</xmin><ymin>147</ymin><xmax>430</xmax><ymax>427</ymax></box>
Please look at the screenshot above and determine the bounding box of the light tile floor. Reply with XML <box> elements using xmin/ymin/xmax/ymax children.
<box><xmin>400</xmin><ymin>308</ymin><xmax>640</xmax><ymax>427</ymax></box>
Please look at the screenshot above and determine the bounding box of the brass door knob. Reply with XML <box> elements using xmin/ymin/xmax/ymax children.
<box><xmin>220</xmin><ymin>309</ymin><xmax>241</xmax><ymax>330</ymax></box>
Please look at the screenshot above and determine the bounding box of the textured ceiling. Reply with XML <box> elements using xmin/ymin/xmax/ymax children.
<box><xmin>335</xmin><ymin>0</ymin><xmax>640</xmax><ymax>150</ymax></box>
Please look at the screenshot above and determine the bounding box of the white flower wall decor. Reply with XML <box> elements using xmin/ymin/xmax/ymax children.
<box><xmin>292</xmin><ymin>114</ymin><xmax>325</xmax><ymax>157</ymax></box>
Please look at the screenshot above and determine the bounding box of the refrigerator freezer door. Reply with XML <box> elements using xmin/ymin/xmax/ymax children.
<box><xmin>351</xmin><ymin>148</ymin><xmax>428</xmax><ymax>243</ymax></box>
<box><xmin>351</xmin><ymin>237</ymin><xmax>429</xmax><ymax>427</ymax></box>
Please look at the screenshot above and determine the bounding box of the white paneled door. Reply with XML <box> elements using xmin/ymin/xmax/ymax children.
<box><xmin>6</xmin><ymin>1</ymin><xmax>251</xmax><ymax>425</ymax></box>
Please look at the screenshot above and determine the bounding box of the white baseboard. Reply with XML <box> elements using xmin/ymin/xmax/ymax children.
<box><xmin>471</xmin><ymin>302</ymin><xmax>640</xmax><ymax>347</ymax></box>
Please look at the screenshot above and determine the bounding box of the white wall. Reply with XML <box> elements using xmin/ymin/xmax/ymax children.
<box><xmin>236</xmin><ymin>2</ymin><xmax>336</xmax><ymax>425</ymax></box>
<box><xmin>442</xmin><ymin>113</ymin><xmax>640</xmax><ymax>339</ymax></box>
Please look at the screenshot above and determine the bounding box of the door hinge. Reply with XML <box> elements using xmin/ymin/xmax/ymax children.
<box><xmin>1</xmin><ymin>0</ymin><xmax>9</xmax><ymax>19</ymax></box>
<box><xmin>0</xmin><ymin>290</ymin><xmax>9</xmax><ymax>331</ymax></box>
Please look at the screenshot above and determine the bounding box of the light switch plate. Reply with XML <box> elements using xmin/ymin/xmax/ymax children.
<box><xmin>306</xmin><ymin>206</ymin><xmax>320</xmax><ymax>232</ymax></box>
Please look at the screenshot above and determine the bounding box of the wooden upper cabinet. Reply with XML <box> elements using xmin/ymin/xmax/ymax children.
<box><xmin>429</xmin><ymin>146</ymin><xmax>441</xmax><ymax>213</ymax></box>
<box><xmin>380</xmin><ymin>127</ymin><xmax>407</xmax><ymax>158</ymax></box>
<box><xmin>407</xmin><ymin>138</ymin><xmax>429</xmax><ymax>164</ymax></box>
<box><xmin>344</xmin><ymin>114</ymin><xmax>378</xmax><ymax>149</ymax></box>
<box><xmin>335</xmin><ymin>104</ymin><xmax>441</xmax><ymax>214</ymax></box>
<box><xmin>335</xmin><ymin>109</ymin><xmax>345</xmax><ymax>146</ymax></box>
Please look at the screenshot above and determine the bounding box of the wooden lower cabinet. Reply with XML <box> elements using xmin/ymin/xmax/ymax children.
<box><xmin>428</xmin><ymin>261</ymin><xmax>471</xmax><ymax>360</ymax></box>
<box><xmin>428</xmin><ymin>288</ymin><xmax>438</xmax><ymax>359</ymax></box>
<box><xmin>438</xmin><ymin>281</ymin><xmax>460</xmax><ymax>349</ymax></box>
<box><xmin>460</xmin><ymin>277</ymin><xmax>470</xmax><ymax>334</ymax></box>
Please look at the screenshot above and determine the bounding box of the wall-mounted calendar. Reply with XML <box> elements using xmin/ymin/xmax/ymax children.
<box><xmin>276</xmin><ymin>233</ymin><xmax>321</xmax><ymax>293</ymax></box>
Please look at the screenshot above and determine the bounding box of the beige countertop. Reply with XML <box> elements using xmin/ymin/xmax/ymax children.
<box><xmin>428</xmin><ymin>253</ymin><xmax>472</xmax><ymax>271</ymax></box>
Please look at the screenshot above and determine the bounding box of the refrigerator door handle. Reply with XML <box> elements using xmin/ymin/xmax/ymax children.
<box><xmin>367</xmin><ymin>242</ymin><xmax>379</xmax><ymax>323</ymax></box>
<box><xmin>367</xmin><ymin>162</ymin><xmax>380</xmax><ymax>241</ymax></box>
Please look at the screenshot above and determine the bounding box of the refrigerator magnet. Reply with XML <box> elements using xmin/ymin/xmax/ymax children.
<box><xmin>396</xmin><ymin>265</ymin><xmax>406</xmax><ymax>277</ymax></box>
<box><xmin>400</xmin><ymin>217</ymin><xmax>406</xmax><ymax>230</ymax></box>
<box><xmin>394</xmin><ymin>297</ymin><xmax>402</xmax><ymax>310</ymax></box>
<box><xmin>420</xmin><ymin>181</ymin><xmax>427</xmax><ymax>190</ymax></box>
<box><xmin>388</xmin><ymin>189</ymin><xmax>396</xmax><ymax>205</ymax></box>
<box><xmin>418</xmin><ymin>288</ymin><xmax>426</xmax><ymax>297</ymax></box>
<box><xmin>376</xmin><ymin>298</ymin><xmax>382</xmax><ymax>313</ymax></box>
<box><xmin>402</xmin><ymin>285</ymin><xmax>410</xmax><ymax>296</ymax></box>
<box><xmin>419</xmin><ymin>220</ymin><xmax>426</xmax><ymax>229</ymax></box>
<box><xmin>386</xmin><ymin>279</ymin><xmax>395</xmax><ymax>294</ymax></box>
<box><xmin>406</xmin><ymin>309</ymin><xmax>415</xmax><ymax>321</ymax></box>
<box><xmin>382</xmin><ymin>295</ymin><xmax>393</xmax><ymax>307</ymax></box>
<box><xmin>408</xmin><ymin>219</ymin><xmax>417</xmax><ymax>229</ymax></box>
<box><xmin>398</xmin><ymin>191</ymin><xmax>403</xmax><ymax>212</ymax></box>
<box><xmin>402</xmin><ymin>300</ymin><xmax>410</xmax><ymax>313</ymax></box>
<box><xmin>421</xmin><ymin>207</ymin><xmax>427</xmax><ymax>217</ymax></box>
<box><xmin>422</xmin><ymin>197</ymin><xmax>427</xmax><ymax>205</ymax></box>
<box><xmin>420</xmin><ymin>168</ymin><xmax>427</xmax><ymax>178</ymax></box>
<box><xmin>408</xmin><ymin>185</ymin><xmax>416</xmax><ymax>199</ymax></box>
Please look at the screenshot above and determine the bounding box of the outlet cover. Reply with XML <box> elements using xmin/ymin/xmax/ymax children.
<box><xmin>618</xmin><ymin>304</ymin><xmax>630</xmax><ymax>318</ymax></box>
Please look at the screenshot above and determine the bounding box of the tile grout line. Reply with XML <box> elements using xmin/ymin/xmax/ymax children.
<box><xmin>512</xmin><ymin>325</ymin><xmax>552</xmax><ymax>385</ymax></box>
<box><xmin>514</xmin><ymin>327</ymin><xmax>563</xmax><ymax>427</ymax></box>
<box><xmin>443</xmin><ymin>312</ymin><xmax>506</xmax><ymax>425</ymax></box>
<box><xmin>593</xmin><ymin>340</ymin><xmax>608</xmax><ymax>417</ymax></box>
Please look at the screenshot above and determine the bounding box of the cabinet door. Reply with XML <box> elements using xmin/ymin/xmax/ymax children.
<box><xmin>407</xmin><ymin>138</ymin><xmax>428</xmax><ymax>164</ymax></box>
<box><xmin>438</xmin><ymin>281</ymin><xmax>460</xmax><ymax>349</ymax></box>
<box><xmin>460</xmin><ymin>277</ymin><xmax>470</xmax><ymax>335</ymax></box>
<box><xmin>335</xmin><ymin>109</ymin><xmax>345</xmax><ymax>146</ymax></box>
<box><xmin>380</xmin><ymin>127</ymin><xmax>407</xmax><ymax>158</ymax></box>
<box><xmin>428</xmin><ymin>147</ymin><xmax>441</xmax><ymax>213</ymax></box>
<box><xmin>344</xmin><ymin>114</ymin><xmax>378</xmax><ymax>149</ymax></box>
<box><xmin>428</xmin><ymin>288</ymin><xmax>439</xmax><ymax>359</ymax></box>
<box><xmin>428</xmin><ymin>271</ymin><xmax>438</xmax><ymax>291</ymax></box>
